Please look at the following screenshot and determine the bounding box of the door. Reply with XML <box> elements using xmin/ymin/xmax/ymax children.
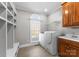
<box><xmin>72</xmin><ymin>2</ymin><xmax>79</xmax><ymax>26</ymax></box>
<box><xmin>62</xmin><ymin>3</ymin><xmax>69</xmax><ymax>27</ymax></box>
<box><xmin>68</xmin><ymin>3</ymin><xmax>74</xmax><ymax>26</ymax></box>
<box><xmin>30</xmin><ymin>20</ymin><xmax>40</xmax><ymax>42</ymax></box>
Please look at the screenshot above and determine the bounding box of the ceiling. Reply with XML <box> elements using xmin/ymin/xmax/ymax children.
<box><xmin>14</xmin><ymin>2</ymin><xmax>61</xmax><ymax>15</ymax></box>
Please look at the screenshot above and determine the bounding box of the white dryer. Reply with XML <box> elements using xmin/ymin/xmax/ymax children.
<box><xmin>40</xmin><ymin>31</ymin><xmax>61</xmax><ymax>55</ymax></box>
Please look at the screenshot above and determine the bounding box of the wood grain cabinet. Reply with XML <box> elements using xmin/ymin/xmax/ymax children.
<box><xmin>58</xmin><ymin>38</ymin><xmax>79</xmax><ymax>57</ymax></box>
<box><xmin>73</xmin><ymin>3</ymin><xmax>79</xmax><ymax>26</ymax></box>
<box><xmin>62</xmin><ymin>2</ymin><xmax>79</xmax><ymax>27</ymax></box>
<box><xmin>62</xmin><ymin>3</ymin><xmax>69</xmax><ymax>27</ymax></box>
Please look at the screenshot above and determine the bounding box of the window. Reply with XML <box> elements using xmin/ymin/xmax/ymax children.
<box><xmin>30</xmin><ymin>14</ymin><xmax>40</xmax><ymax>42</ymax></box>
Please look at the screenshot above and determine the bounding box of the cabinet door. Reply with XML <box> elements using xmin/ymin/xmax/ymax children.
<box><xmin>58</xmin><ymin>38</ymin><xmax>66</xmax><ymax>56</ymax></box>
<box><xmin>58</xmin><ymin>38</ymin><xmax>79</xmax><ymax>57</ymax></box>
<box><xmin>62</xmin><ymin>2</ymin><xmax>79</xmax><ymax>27</ymax></box>
<box><xmin>68</xmin><ymin>3</ymin><xmax>74</xmax><ymax>26</ymax></box>
<box><xmin>72</xmin><ymin>2</ymin><xmax>79</xmax><ymax>26</ymax></box>
<box><xmin>62</xmin><ymin>3</ymin><xmax>69</xmax><ymax>27</ymax></box>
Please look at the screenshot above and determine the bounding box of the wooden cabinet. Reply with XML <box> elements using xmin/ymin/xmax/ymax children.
<box><xmin>73</xmin><ymin>3</ymin><xmax>79</xmax><ymax>26</ymax></box>
<box><xmin>58</xmin><ymin>38</ymin><xmax>79</xmax><ymax>57</ymax></box>
<box><xmin>62</xmin><ymin>2</ymin><xmax>79</xmax><ymax>27</ymax></box>
<box><xmin>62</xmin><ymin>3</ymin><xmax>70</xmax><ymax>27</ymax></box>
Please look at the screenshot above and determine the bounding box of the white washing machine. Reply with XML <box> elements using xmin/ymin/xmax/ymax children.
<box><xmin>39</xmin><ymin>31</ymin><xmax>61</xmax><ymax>55</ymax></box>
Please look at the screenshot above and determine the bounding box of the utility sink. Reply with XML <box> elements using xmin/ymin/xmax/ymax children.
<box><xmin>65</xmin><ymin>34</ymin><xmax>79</xmax><ymax>40</ymax></box>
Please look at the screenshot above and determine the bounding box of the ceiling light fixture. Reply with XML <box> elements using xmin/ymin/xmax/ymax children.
<box><xmin>44</xmin><ymin>8</ymin><xmax>48</xmax><ymax>12</ymax></box>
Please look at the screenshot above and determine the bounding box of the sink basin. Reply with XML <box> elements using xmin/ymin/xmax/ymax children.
<box><xmin>65</xmin><ymin>34</ymin><xmax>73</xmax><ymax>37</ymax></box>
<box><xmin>65</xmin><ymin>34</ymin><xmax>79</xmax><ymax>40</ymax></box>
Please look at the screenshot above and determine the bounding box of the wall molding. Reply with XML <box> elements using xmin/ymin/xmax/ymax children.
<box><xmin>19</xmin><ymin>42</ymin><xmax>39</xmax><ymax>48</ymax></box>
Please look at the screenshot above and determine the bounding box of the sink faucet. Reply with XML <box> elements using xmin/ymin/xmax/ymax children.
<box><xmin>72</xmin><ymin>33</ymin><xmax>78</xmax><ymax>38</ymax></box>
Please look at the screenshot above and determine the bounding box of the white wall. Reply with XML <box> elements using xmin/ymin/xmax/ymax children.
<box><xmin>16</xmin><ymin>10</ymin><xmax>31</xmax><ymax>45</ymax></box>
<box><xmin>40</xmin><ymin>15</ymin><xmax>48</xmax><ymax>33</ymax></box>
<box><xmin>16</xmin><ymin>9</ymin><xmax>47</xmax><ymax>45</ymax></box>
<box><xmin>48</xmin><ymin>9</ymin><xmax>62</xmax><ymax>31</ymax></box>
<box><xmin>62</xmin><ymin>28</ymin><xmax>79</xmax><ymax>35</ymax></box>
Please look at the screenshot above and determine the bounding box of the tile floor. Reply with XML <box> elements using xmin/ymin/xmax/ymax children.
<box><xmin>17</xmin><ymin>45</ymin><xmax>57</xmax><ymax>57</ymax></box>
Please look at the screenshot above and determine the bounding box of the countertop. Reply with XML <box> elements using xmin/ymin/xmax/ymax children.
<box><xmin>58</xmin><ymin>36</ymin><xmax>79</xmax><ymax>42</ymax></box>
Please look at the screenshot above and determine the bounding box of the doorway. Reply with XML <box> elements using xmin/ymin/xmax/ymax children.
<box><xmin>30</xmin><ymin>14</ymin><xmax>40</xmax><ymax>43</ymax></box>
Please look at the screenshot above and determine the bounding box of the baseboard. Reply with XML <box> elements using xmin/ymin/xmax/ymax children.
<box><xmin>19</xmin><ymin>42</ymin><xmax>39</xmax><ymax>48</ymax></box>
